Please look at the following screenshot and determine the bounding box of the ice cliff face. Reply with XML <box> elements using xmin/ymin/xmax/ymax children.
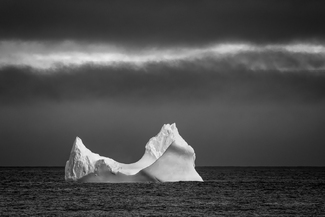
<box><xmin>65</xmin><ymin>137</ymin><xmax>120</xmax><ymax>181</ymax></box>
<box><xmin>65</xmin><ymin>123</ymin><xmax>203</xmax><ymax>182</ymax></box>
<box><xmin>144</xmin><ymin>123</ymin><xmax>177</xmax><ymax>159</ymax></box>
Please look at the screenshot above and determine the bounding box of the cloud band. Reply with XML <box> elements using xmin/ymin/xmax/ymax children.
<box><xmin>1</xmin><ymin>40</ymin><xmax>325</xmax><ymax>72</ymax></box>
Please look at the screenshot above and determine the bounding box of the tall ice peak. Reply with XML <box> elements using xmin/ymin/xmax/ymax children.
<box><xmin>145</xmin><ymin>123</ymin><xmax>178</xmax><ymax>159</ymax></box>
<box><xmin>71</xmin><ymin>136</ymin><xmax>85</xmax><ymax>152</ymax></box>
<box><xmin>160</xmin><ymin>123</ymin><xmax>177</xmax><ymax>135</ymax></box>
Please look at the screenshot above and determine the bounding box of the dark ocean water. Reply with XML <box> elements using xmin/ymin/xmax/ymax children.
<box><xmin>0</xmin><ymin>167</ymin><xmax>324</xmax><ymax>216</ymax></box>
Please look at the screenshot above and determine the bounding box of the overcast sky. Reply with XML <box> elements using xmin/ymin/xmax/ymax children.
<box><xmin>1</xmin><ymin>0</ymin><xmax>325</xmax><ymax>166</ymax></box>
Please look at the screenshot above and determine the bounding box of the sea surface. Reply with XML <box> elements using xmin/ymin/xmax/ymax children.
<box><xmin>0</xmin><ymin>167</ymin><xmax>324</xmax><ymax>216</ymax></box>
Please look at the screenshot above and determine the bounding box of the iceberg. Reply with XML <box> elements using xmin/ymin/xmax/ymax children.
<box><xmin>65</xmin><ymin>123</ymin><xmax>203</xmax><ymax>182</ymax></box>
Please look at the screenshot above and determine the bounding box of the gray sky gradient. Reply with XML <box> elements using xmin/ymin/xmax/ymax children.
<box><xmin>0</xmin><ymin>0</ymin><xmax>325</xmax><ymax>166</ymax></box>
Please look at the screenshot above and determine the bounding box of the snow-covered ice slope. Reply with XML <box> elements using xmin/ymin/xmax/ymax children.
<box><xmin>65</xmin><ymin>123</ymin><xmax>203</xmax><ymax>182</ymax></box>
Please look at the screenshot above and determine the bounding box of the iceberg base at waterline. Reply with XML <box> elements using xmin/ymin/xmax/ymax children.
<box><xmin>65</xmin><ymin>123</ymin><xmax>203</xmax><ymax>183</ymax></box>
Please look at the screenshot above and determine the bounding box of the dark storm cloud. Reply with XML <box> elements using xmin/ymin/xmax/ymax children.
<box><xmin>1</xmin><ymin>0</ymin><xmax>325</xmax><ymax>45</ymax></box>
<box><xmin>1</xmin><ymin>0</ymin><xmax>325</xmax><ymax>167</ymax></box>
<box><xmin>1</xmin><ymin>64</ymin><xmax>325</xmax><ymax>104</ymax></box>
